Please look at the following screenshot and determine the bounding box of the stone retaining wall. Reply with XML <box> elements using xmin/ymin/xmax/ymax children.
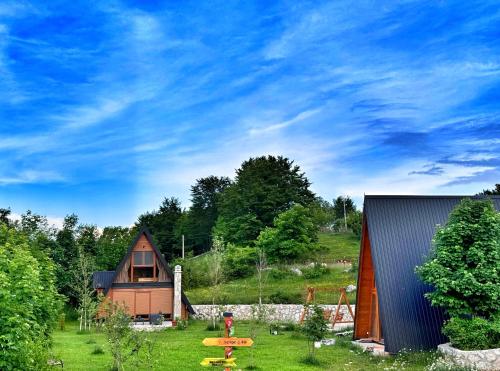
<box><xmin>438</xmin><ymin>343</ymin><xmax>500</xmax><ymax>371</ymax></box>
<box><xmin>191</xmin><ymin>304</ymin><xmax>355</xmax><ymax>323</ymax></box>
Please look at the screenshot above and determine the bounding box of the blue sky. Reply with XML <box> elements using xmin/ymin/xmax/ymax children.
<box><xmin>1</xmin><ymin>0</ymin><xmax>499</xmax><ymax>227</ymax></box>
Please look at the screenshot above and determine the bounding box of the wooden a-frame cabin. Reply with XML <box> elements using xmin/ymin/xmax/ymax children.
<box><xmin>93</xmin><ymin>227</ymin><xmax>194</xmax><ymax>321</ymax></box>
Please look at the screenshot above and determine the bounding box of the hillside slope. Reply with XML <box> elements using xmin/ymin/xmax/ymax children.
<box><xmin>185</xmin><ymin>232</ymin><xmax>361</xmax><ymax>304</ymax></box>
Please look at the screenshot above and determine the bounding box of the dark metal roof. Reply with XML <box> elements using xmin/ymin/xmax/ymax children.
<box><xmin>92</xmin><ymin>271</ymin><xmax>115</xmax><ymax>290</ymax></box>
<box><xmin>363</xmin><ymin>195</ymin><xmax>500</xmax><ymax>353</ymax></box>
<box><xmin>94</xmin><ymin>227</ymin><xmax>195</xmax><ymax>314</ymax></box>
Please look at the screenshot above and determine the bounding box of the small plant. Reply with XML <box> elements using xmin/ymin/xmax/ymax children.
<box><xmin>175</xmin><ymin>318</ymin><xmax>188</xmax><ymax>330</ymax></box>
<box><xmin>85</xmin><ymin>338</ymin><xmax>97</xmax><ymax>344</ymax></box>
<box><xmin>139</xmin><ymin>336</ymin><xmax>158</xmax><ymax>370</ymax></box>
<box><xmin>301</xmin><ymin>304</ymin><xmax>328</xmax><ymax>364</ymax></box>
<box><xmin>300</xmin><ymin>354</ymin><xmax>321</xmax><ymax>366</ymax></box>
<box><xmin>206</xmin><ymin>322</ymin><xmax>222</xmax><ymax>331</ymax></box>
<box><xmin>442</xmin><ymin>316</ymin><xmax>500</xmax><ymax>350</ymax></box>
<box><xmin>102</xmin><ymin>300</ymin><xmax>143</xmax><ymax>370</ymax></box>
<box><xmin>91</xmin><ymin>345</ymin><xmax>104</xmax><ymax>355</ymax></box>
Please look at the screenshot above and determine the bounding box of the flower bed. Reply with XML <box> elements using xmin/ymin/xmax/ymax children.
<box><xmin>438</xmin><ymin>343</ymin><xmax>500</xmax><ymax>371</ymax></box>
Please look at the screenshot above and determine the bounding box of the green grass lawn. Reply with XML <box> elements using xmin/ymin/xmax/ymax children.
<box><xmin>51</xmin><ymin>321</ymin><xmax>436</xmax><ymax>370</ymax></box>
<box><xmin>186</xmin><ymin>232</ymin><xmax>360</xmax><ymax>304</ymax></box>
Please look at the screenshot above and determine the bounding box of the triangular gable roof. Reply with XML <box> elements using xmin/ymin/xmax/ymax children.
<box><xmin>108</xmin><ymin>226</ymin><xmax>194</xmax><ymax>313</ymax></box>
<box><xmin>362</xmin><ymin>195</ymin><xmax>500</xmax><ymax>353</ymax></box>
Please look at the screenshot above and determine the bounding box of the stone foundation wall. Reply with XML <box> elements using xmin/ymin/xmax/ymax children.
<box><xmin>438</xmin><ymin>343</ymin><xmax>500</xmax><ymax>371</ymax></box>
<box><xmin>191</xmin><ymin>304</ymin><xmax>355</xmax><ymax>323</ymax></box>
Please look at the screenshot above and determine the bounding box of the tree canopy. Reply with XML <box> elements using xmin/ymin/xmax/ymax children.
<box><xmin>185</xmin><ymin>176</ymin><xmax>231</xmax><ymax>254</ymax></box>
<box><xmin>215</xmin><ymin>155</ymin><xmax>315</xmax><ymax>245</ymax></box>
<box><xmin>256</xmin><ymin>204</ymin><xmax>318</xmax><ymax>263</ymax></box>
<box><xmin>416</xmin><ymin>198</ymin><xmax>500</xmax><ymax>319</ymax></box>
<box><xmin>478</xmin><ymin>183</ymin><xmax>500</xmax><ymax>196</ymax></box>
<box><xmin>136</xmin><ymin>197</ymin><xmax>183</xmax><ymax>261</ymax></box>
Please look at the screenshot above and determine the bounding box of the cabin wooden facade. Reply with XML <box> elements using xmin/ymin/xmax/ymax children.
<box><xmin>93</xmin><ymin>228</ymin><xmax>194</xmax><ymax>321</ymax></box>
<box><xmin>353</xmin><ymin>195</ymin><xmax>500</xmax><ymax>354</ymax></box>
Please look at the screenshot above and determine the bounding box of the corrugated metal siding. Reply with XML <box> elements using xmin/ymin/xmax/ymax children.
<box><xmin>92</xmin><ymin>271</ymin><xmax>115</xmax><ymax>290</ymax></box>
<box><xmin>364</xmin><ymin>196</ymin><xmax>500</xmax><ymax>353</ymax></box>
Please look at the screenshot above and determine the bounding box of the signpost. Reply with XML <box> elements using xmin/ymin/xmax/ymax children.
<box><xmin>202</xmin><ymin>338</ymin><xmax>254</xmax><ymax>347</ymax></box>
<box><xmin>201</xmin><ymin>312</ymin><xmax>253</xmax><ymax>369</ymax></box>
<box><xmin>200</xmin><ymin>358</ymin><xmax>237</xmax><ymax>367</ymax></box>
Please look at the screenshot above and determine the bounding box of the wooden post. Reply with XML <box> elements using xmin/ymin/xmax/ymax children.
<box><xmin>182</xmin><ymin>235</ymin><xmax>185</xmax><ymax>259</ymax></box>
<box><xmin>223</xmin><ymin>312</ymin><xmax>233</xmax><ymax>371</ymax></box>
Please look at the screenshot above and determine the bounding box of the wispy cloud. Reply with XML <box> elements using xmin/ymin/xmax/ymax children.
<box><xmin>1</xmin><ymin>0</ymin><xmax>500</xmax><ymax>224</ymax></box>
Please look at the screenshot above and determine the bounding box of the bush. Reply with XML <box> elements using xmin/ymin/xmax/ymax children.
<box><xmin>442</xmin><ymin>316</ymin><xmax>500</xmax><ymax>350</ymax></box>
<box><xmin>269</xmin><ymin>290</ymin><xmax>301</xmax><ymax>304</ymax></box>
<box><xmin>223</xmin><ymin>245</ymin><xmax>256</xmax><ymax>279</ymax></box>
<box><xmin>302</xmin><ymin>264</ymin><xmax>329</xmax><ymax>279</ymax></box>
<box><xmin>0</xmin><ymin>224</ymin><xmax>62</xmax><ymax>370</ymax></box>
<box><xmin>268</xmin><ymin>268</ymin><xmax>293</xmax><ymax>280</ymax></box>
<box><xmin>172</xmin><ymin>257</ymin><xmax>212</xmax><ymax>289</ymax></box>
<box><xmin>416</xmin><ymin>199</ymin><xmax>500</xmax><ymax>319</ymax></box>
<box><xmin>301</xmin><ymin>304</ymin><xmax>329</xmax><ymax>361</ymax></box>
<box><xmin>91</xmin><ymin>345</ymin><xmax>105</xmax><ymax>355</ymax></box>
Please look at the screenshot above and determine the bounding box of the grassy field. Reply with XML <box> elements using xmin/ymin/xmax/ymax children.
<box><xmin>316</xmin><ymin>232</ymin><xmax>360</xmax><ymax>263</ymax></box>
<box><xmin>186</xmin><ymin>266</ymin><xmax>357</xmax><ymax>304</ymax></box>
<box><xmin>186</xmin><ymin>232</ymin><xmax>360</xmax><ymax>304</ymax></box>
<box><xmin>51</xmin><ymin>321</ymin><xmax>436</xmax><ymax>370</ymax></box>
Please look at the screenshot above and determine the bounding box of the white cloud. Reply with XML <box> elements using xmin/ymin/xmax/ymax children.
<box><xmin>248</xmin><ymin>108</ymin><xmax>322</xmax><ymax>136</ymax></box>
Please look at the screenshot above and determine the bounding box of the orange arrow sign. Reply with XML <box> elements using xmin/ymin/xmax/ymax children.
<box><xmin>202</xmin><ymin>337</ymin><xmax>254</xmax><ymax>347</ymax></box>
<box><xmin>200</xmin><ymin>357</ymin><xmax>237</xmax><ymax>367</ymax></box>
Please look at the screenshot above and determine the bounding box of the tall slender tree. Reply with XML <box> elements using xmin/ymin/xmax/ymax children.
<box><xmin>186</xmin><ymin>176</ymin><xmax>231</xmax><ymax>254</ymax></box>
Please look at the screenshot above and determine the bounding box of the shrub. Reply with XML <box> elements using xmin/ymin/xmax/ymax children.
<box><xmin>269</xmin><ymin>290</ymin><xmax>301</xmax><ymax>304</ymax></box>
<box><xmin>0</xmin><ymin>224</ymin><xmax>62</xmax><ymax>370</ymax></box>
<box><xmin>268</xmin><ymin>268</ymin><xmax>293</xmax><ymax>280</ymax></box>
<box><xmin>442</xmin><ymin>316</ymin><xmax>500</xmax><ymax>350</ymax></box>
<box><xmin>102</xmin><ymin>301</ymin><xmax>142</xmax><ymax>370</ymax></box>
<box><xmin>302</xmin><ymin>264</ymin><xmax>329</xmax><ymax>279</ymax></box>
<box><xmin>176</xmin><ymin>319</ymin><xmax>188</xmax><ymax>330</ymax></box>
<box><xmin>91</xmin><ymin>345</ymin><xmax>105</xmax><ymax>355</ymax></box>
<box><xmin>223</xmin><ymin>245</ymin><xmax>256</xmax><ymax>279</ymax></box>
<box><xmin>416</xmin><ymin>199</ymin><xmax>500</xmax><ymax>319</ymax></box>
<box><xmin>301</xmin><ymin>304</ymin><xmax>329</xmax><ymax>361</ymax></box>
<box><xmin>172</xmin><ymin>257</ymin><xmax>212</xmax><ymax>290</ymax></box>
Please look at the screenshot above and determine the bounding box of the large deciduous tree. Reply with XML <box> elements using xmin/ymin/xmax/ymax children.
<box><xmin>96</xmin><ymin>226</ymin><xmax>134</xmax><ymax>270</ymax></box>
<box><xmin>256</xmin><ymin>204</ymin><xmax>318</xmax><ymax>263</ymax></box>
<box><xmin>416</xmin><ymin>198</ymin><xmax>500</xmax><ymax>319</ymax></box>
<box><xmin>215</xmin><ymin>156</ymin><xmax>315</xmax><ymax>246</ymax></box>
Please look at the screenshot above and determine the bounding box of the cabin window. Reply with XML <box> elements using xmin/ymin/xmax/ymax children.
<box><xmin>130</xmin><ymin>251</ymin><xmax>156</xmax><ymax>282</ymax></box>
<box><xmin>133</xmin><ymin>251</ymin><xmax>154</xmax><ymax>266</ymax></box>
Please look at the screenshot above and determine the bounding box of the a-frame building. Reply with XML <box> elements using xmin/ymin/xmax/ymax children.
<box><xmin>353</xmin><ymin>195</ymin><xmax>500</xmax><ymax>354</ymax></box>
<box><xmin>93</xmin><ymin>227</ymin><xmax>194</xmax><ymax>320</ymax></box>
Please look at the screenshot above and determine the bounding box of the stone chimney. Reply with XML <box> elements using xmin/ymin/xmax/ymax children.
<box><xmin>173</xmin><ymin>265</ymin><xmax>182</xmax><ymax>320</ymax></box>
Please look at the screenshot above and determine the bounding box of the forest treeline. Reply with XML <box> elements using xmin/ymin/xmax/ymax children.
<box><xmin>0</xmin><ymin>155</ymin><xmax>361</xmax><ymax>304</ymax></box>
